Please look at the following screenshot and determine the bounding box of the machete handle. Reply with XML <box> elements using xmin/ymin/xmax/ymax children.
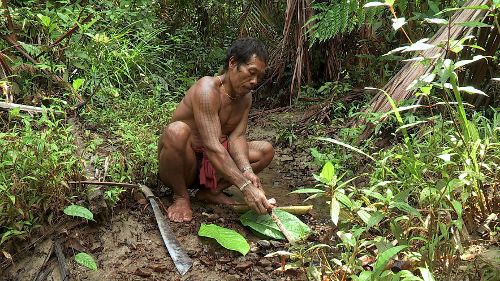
<box><xmin>139</xmin><ymin>184</ymin><xmax>155</xmax><ymax>198</ymax></box>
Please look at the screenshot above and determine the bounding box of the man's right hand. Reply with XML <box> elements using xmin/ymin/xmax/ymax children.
<box><xmin>242</xmin><ymin>184</ymin><xmax>274</xmax><ymax>214</ymax></box>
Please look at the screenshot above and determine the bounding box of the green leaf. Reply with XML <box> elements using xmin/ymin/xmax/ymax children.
<box><xmin>363</xmin><ymin>2</ymin><xmax>388</xmax><ymax>8</ymax></box>
<box><xmin>366</xmin><ymin>211</ymin><xmax>384</xmax><ymax>229</ymax></box>
<box><xmin>320</xmin><ymin>161</ymin><xmax>335</xmax><ymax>183</ymax></box>
<box><xmin>335</xmin><ymin>192</ymin><xmax>353</xmax><ymax>208</ymax></box>
<box><xmin>384</xmin><ymin>0</ymin><xmax>395</xmax><ymax>6</ymax></box>
<box><xmin>57</xmin><ymin>12</ymin><xmax>69</xmax><ymax>22</ymax></box>
<box><xmin>290</xmin><ymin>188</ymin><xmax>325</xmax><ymax>194</ymax></box>
<box><xmin>316</xmin><ymin>137</ymin><xmax>375</xmax><ymax>161</ymax></box>
<box><xmin>357</xmin><ymin>209</ymin><xmax>371</xmax><ymax>225</ymax></box>
<box><xmin>75</xmin><ymin>252</ymin><xmax>98</xmax><ymax>271</ymax></box>
<box><xmin>390</xmin><ymin>201</ymin><xmax>421</xmax><ymax>217</ymax></box>
<box><xmin>72</xmin><ymin>78</ymin><xmax>85</xmax><ymax>91</ymax></box>
<box><xmin>357</xmin><ymin>209</ymin><xmax>384</xmax><ymax>229</ymax></box>
<box><xmin>392</xmin><ymin>17</ymin><xmax>406</xmax><ymax>30</ymax></box>
<box><xmin>435</xmin><ymin>5</ymin><xmax>489</xmax><ymax>16</ymax></box>
<box><xmin>37</xmin><ymin>14</ymin><xmax>51</xmax><ymax>27</ymax></box>
<box><xmin>336</xmin><ymin>231</ymin><xmax>356</xmax><ymax>247</ymax></box>
<box><xmin>353</xmin><ymin>270</ymin><xmax>372</xmax><ymax>281</ymax></box>
<box><xmin>63</xmin><ymin>204</ymin><xmax>94</xmax><ymax>221</ymax></box>
<box><xmin>456</xmin><ymin>21</ymin><xmax>492</xmax><ymax>28</ymax></box>
<box><xmin>198</xmin><ymin>224</ymin><xmax>249</xmax><ymax>255</ymax></box>
<box><xmin>1</xmin><ymin>229</ymin><xmax>25</xmax><ymax>245</ymax></box>
<box><xmin>403</xmin><ymin>38</ymin><xmax>434</xmax><ymax>52</ymax></box>
<box><xmin>240</xmin><ymin>209</ymin><xmax>311</xmax><ymax>241</ymax></box>
<box><xmin>372</xmin><ymin>245</ymin><xmax>407</xmax><ymax>278</ymax></box>
<box><xmin>331</xmin><ymin>195</ymin><xmax>340</xmax><ymax>225</ymax></box>
<box><xmin>423</xmin><ymin>18</ymin><xmax>448</xmax><ymax>25</ymax></box>
<box><xmin>419</xmin><ymin>267</ymin><xmax>435</xmax><ymax>281</ymax></box>
<box><xmin>454</xmin><ymin>55</ymin><xmax>487</xmax><ymax>69</ymax></box>
<box><xmin>18</xmin><ymin>41</ymin><xmax>42</xmax><ymax>57</ymax></box>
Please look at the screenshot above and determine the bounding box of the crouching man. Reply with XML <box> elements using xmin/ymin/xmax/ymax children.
<box><xmin>158</xmin><ymin>37</ymin><xmax>275</xmax><ymax>222</ymax></box>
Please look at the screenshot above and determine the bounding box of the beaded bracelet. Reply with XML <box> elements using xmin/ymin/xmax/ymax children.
<box><xmin>239</xmin><ymin>180</ymin><xmax>252</xmax><ymax>192</ymax></box>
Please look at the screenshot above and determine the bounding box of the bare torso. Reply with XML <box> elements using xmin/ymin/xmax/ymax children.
<box><xmin>170</xmin><ymin>76</ymin><xmax>251</xmax><ymax>147</ymax></box>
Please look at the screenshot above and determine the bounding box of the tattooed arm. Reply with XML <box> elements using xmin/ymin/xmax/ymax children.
<box><xmin>228</xmin><ymin>96</ymin><xmax>262</xmax><ymax>189</ymax></box>
<box><xmin>192</xmin><ymin>78</ymin><xmax>271</xmax><ymax>213</ymax></box>
<box><xmin>228</xmin><ymin>97</ymin><xmax>251</xmax><ymax>170</ymax></box>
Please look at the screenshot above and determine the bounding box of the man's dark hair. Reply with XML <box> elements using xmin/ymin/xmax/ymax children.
<box><xmin>223</xmin><ymin>37</ymin><xmax>268</xmax><ymax>71</ymax></box>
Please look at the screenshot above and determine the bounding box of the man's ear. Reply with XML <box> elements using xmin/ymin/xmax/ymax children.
<box><xmin>228</xmin><ymin>56</ymin><xmax>237</xmax><ymax>70</ymax></box>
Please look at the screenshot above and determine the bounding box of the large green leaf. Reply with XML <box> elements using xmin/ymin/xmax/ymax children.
<box><xmin>198</xmin><ymin>224</ymin><xmax>250</xmax><ymax>255</ymax></box>
<box><xmin>372</xmin><ymin>245</ymin><xmax>407</xmax><ymax>279</ymax></box>
<box><xmin>63</xmin><ymin>204</ymin><xmax>94</xmax><ymax>221</ymax></box>
<box><xmin>240</xmin><ymin>209</ymin><xmax>311</xmax><ymax>241</ymax></box>
<box><xmin>320</xmin><ymin>161</ymin><xmax>335</xmax><ymax>183</ymax></box>
<box><xmin>75</xmin><ymin>252</ymin><xmax>98</xmax><ymax>271</ymax></box>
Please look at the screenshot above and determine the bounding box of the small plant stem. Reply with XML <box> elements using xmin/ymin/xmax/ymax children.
<box><xmin>388</xmin><ymin>5</ymin><xmax>413</xmax><ymax>44</ymax></box>
<box><xmin>494</xmin><ymin>11</ymin><xmax>500</xmax><ymax>37</ymax></box>
<box><xmin>449</xmin><ymin>75</ymin><xmax>487</xmax><ymax>216</ymax></box>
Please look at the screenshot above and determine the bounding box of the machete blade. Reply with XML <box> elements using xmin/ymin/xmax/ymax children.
<box><xmin>140</xmin><ymin>185</ymin><xmax>193</xmax><ymax>275</ymax></box>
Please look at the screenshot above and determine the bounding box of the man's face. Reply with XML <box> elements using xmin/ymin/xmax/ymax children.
<box><xmin>229</xmin><ymin>55</ymin><xmax>266</xmax><ymax>97</ymax></box>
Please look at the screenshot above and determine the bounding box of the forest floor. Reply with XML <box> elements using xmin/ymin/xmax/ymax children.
<box><xmin>2</xmin><ymin>109</ymin><xmax>335</xmax><ymax>281</ymax></box>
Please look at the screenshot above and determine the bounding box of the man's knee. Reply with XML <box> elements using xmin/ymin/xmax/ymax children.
<box><xmin>261</xmin><ymin>141</ymin><xmax>275</xmax><ymax>160</ymax></box>
<box><xmin>162</xmin><ymin>121</ymin><xmax>191</xmax><ymax>147</ymax></box>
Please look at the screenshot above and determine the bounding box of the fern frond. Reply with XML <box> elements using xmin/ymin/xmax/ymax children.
<box><xmin>307</xmin><ymin>0</ymin><xmax>377</xmax><ymax>46</ymax></box>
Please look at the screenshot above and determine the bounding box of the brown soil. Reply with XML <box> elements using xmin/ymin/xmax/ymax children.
<box><xmin>1</xmin><ymin>111</ymin><xmax>333</xmax><ymax>281</ymax></box>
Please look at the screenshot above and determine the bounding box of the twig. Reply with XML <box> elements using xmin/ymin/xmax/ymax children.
<box><xmin>269</xmin><ymin>209</ymin><xmax>296</xmax><ymax>244</ymax></box>
<box><xmin>1</xmin><ymin>35</ymin><xmax>71</xmax><ymax>90</ymax></box>
<box><xmin>68</xmin><ymin>180</ymin><xmax>139</xmax><ymax>189</ymax></box>
<box><xmin>49</xmin><ymin>14</ymin><xmax>93</xmax><ymax>49</ymax></box>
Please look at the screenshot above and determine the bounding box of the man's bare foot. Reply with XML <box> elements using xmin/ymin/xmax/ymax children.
<box><xmin>196</xmin><ymin>189</ymin><xmax>239</xmax><ymax>205</ymax></box>
<box><xmin>167</xmin><ymin>197</ymin><xmax>193</xmax><ymax>222</ymax></box>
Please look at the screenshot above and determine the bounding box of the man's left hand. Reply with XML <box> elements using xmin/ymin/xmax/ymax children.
<box><xmin>243</xmin><ymin>170</ymin><xmax>262</xmax><ymax>189</ymax></box>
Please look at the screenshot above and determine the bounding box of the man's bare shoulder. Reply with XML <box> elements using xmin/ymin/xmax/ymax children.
<box><xmin>189</xmin><ymin>76</ymin><xmax>218</xmax><ymax>98</ymax></box>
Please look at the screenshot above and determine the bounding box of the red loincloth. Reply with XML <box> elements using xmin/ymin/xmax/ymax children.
<box><xmin>193</xmin><ymin>137</ymin><xmax>230</xmax><ymax>190</ymax></box>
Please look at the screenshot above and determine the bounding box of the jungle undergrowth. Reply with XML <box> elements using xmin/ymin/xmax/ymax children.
<box><xmin>281</xmin><ymin>2</ymin><xmax>500</xmax><ymax>281</ymax></box>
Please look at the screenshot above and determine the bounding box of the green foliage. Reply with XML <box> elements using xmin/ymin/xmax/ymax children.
<box><xmin>63</xmin><ymin>204</ymin><xmax>94</xmax><ymax>221</ymax></box>
<box><xmin>307</xmin><ymin>0</ymin><xmax>378</xmax><ymax>45</ymax></box>
<box><xmin>0</xmin><ymin>0</ymin><xmax>232</xmax><ymax>248</ymax></box>
<box><xmin>0</xmin><ymin>111</ymin><xmax>82</xmax><ymax>245</ymax></box>
<box><xmin>240</xmin><ymin>209</ymin><xmax>311</xmax><ymax>241</ymax></box>
<box><xmin>103</xmin><ymin>187</ymin><xmax>126</xmax><ymax>207</ymax></box>
<box><xmin>198</xmin><ymin>224</ymin><xmax>250</xmax><ymax>256</ymax></box>
<box><xmin>289</xmin><ymin>2</ymin><xmax>500</xmax><ymax>280</ymax></box>
<box><xmin>74</xmin><ymin>252</ymin><xmax>98</xmax><ymax>271</ymax></box>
